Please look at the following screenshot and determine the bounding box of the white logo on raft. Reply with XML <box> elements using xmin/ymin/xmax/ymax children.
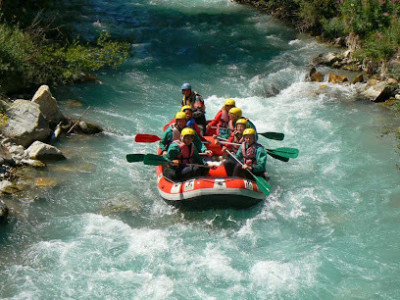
<box><xmin>244</xmin><ymin>180</ymin><xmax>253</xmax><ymax>191</ymax></box>
<box><xmin>184</xmin><ymin>179</ymin><xmax>195</xmax><ymax>191</ymax></box>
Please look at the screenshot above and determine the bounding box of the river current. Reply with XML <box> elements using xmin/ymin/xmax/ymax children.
<box><xmin>1</xmin><ymin>0</ymin><xmax>400</xmax><ymax>299</ymax></box>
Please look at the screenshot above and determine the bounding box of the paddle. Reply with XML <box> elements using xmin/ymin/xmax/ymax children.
<box><xmin>126</xmin><ymin>153</ymin><xmax>146</xmax><ymax>163</ymax></box>
<box><xmin>135</xmin><ymin>134</ymin><xmax>161</xmax><ymax>143</ymax></box>
<box><xmin>225</xmin><ymin>150</ymin><xmax>271</xmax><ymax>196</ymax></box>
<box><xmin>260</xmin><ymin>132</ymin><xmax>284</xmax><ymax>141</ymax></box>
<box><xmin>210</xmin><ymin>126</ymin><xmax>284</xmax><ymax>141</ymax></box>
<box><xmin>217</xmin><ymin>139</ymin><xmax>298</xmax><ymax>162</ymax></box>
<box><xmin>143</xmin><ymin>154</ymin><xmax>210</xmax><ymax>168</ymax></box>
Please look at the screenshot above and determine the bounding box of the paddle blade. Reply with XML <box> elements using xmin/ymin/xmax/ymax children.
<box><xmin>143</xmin><ymin>154</ymin><xmax>169</xmax><ymax>166</ymax></box>
<box><xmin>135</xmin><ymin>134</ymin><xmax>161</xmax><ymax>143</ymax></box>
<box><xmin>267</xmin><ymin>152</ymin><xmax>290</xmax><ymax>162</ymax></box>
<box><xmin>260</xmin><ymin>132</ymin><xmax>284</xmax><ymax>141</ymax></box>
<box><xmin>126</xmin><ymin>154</ymin><xmax>145</xmax><ymax>163</ymax></box>
<box><xmin>254</xmin><ymin>176</ymin><xmax>271</xmax><ymax>196</ymax></box>
<box><xmin>273</xmin><ymin>147</ymin><xmax>299</xmax><ymax>159</ymax></box>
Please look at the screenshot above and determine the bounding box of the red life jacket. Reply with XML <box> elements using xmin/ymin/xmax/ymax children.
<box><xmin>174</xmin><ymin>140</ymin><xmax>195</xmax><ymax>164</ymax></box>
<box><xmin>241</xmin><ymin>142</ymin><xmax>262</xmax><ymax>166</ymax></box>
<box><xmin>216</xmin><ymin>108</ymin><xmax>229</xmax><ymax>134</ymax></box>
<box><xmin>231</xmin><ymin>131</ymin><xmax>244</xmax><ymax>152</ymax></box>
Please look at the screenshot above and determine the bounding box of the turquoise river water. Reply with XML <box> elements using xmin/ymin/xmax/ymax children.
<box><xmin>1</xmin><ymin>0</ymin><xmax>400</xmax><ymax>299</ymax></box>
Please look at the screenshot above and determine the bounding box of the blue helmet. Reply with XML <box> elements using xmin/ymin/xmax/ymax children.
<box><xmin>181</xmin><ymin>82</ymin><xmax>191</xmax><ymax>90</ymax></box>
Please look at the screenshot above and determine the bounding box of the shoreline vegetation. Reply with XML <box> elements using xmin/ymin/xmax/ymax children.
<box><xmin>235</xmin><ymin>0</ymin><xmax>400</xmax><ymax>148</ymax></box>
<box><xmin>0</xmin><ymin>0</ymin><xmax>130</xmax><ymax>220</ymax></box>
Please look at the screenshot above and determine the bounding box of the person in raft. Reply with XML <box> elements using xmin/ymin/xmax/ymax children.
<box><xmin>181</xmin><ymin>82</ymin><xmax>207</xmax><ymax>135</ymax></box>
<box><xmin>225</xmin><ymin>128</ymin><xmax>267</xmax><ymax>179</ymax></box>
<box><xmin>163</xmin><ymin>127</ymin><xmax>209</xmax><ymax>181</ymax></box>
<box><xmin>206</xmin><ymin>98</ymin><xmax>236</xmax><ymax>136</ymax></box>
<box><xmin>227</xmin><ymin>107</ymin><xmax>258</xmax><ymax>141</ymax></box>
<box><xmin>160</xmin><ymin>112</ymin><xmax>212</xmax><ymax>157</ymax></box>
<box><xmin>221</xmin><ymin>118</ymin><xmax>248</xmax><ymax>154</ymax></box>
<box><xmin>180</xmin><ymin>105</ymin><xmax>205</xmax><ymax>140</ymax></box>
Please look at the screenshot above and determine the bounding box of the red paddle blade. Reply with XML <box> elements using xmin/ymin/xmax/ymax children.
<box><xmin>134</xmin><ymin>134</ymin><xmax>161</xmax><ymax>143</ymax></box>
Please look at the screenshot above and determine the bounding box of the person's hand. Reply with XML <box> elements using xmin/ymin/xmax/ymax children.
<box><xmin>171</xmin><ymin>160</ymin><xmax>180</xmax><ymax>166</ymax></box>
<box><xmin>205</xmin><ymin>150</ymin><xmax>213</xmax><ymax>157</ymax></box>
<box><xmin>242</xmin><ymin>164</ymin><xmax>252</xmax><ymax>170</ymax></box>
<box><xmin>221</xmin><ymin>146</ymin><xmax>227</xmax><ymax>153</ymax></box>
<box><xmin>162</xmin><ymin>151</ymin><xmax>167</xmax><ymax>156</ymax></box>
<box><xmin>206</xmin><ymin>124</ymin><xmax>210</xmax><ymax>129</ymax></box>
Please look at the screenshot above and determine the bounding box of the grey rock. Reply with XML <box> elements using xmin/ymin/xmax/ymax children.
<box><xmin>78</xmin><ymin>121</ymin><xmax>103</xmax><ymax>134</ymax></box>
<box><xmin>25</xmin><ymin>141</ymin><xmax>66</xmax><ymax>161</ymax></box>
<box><xmin>31</xmin><ymin>85</ymin><xmax>65</xmax><ymax>125</ymax></box>
<box><xmin>0</xmin><ymin>199</ymin><xmax>9</xmax><ymax>223</ymax></box>
<box><xmin>359</xmin><ymin>81</ymin><xmax>397</xmax><ymax>102</ymax></box>
<box><xmin>2</xmin><ymin>100</ymin><xmax>51</xmax><ymax>147</ymax></box>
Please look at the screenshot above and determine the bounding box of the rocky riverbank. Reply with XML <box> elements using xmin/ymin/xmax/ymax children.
<box><xmin>0</xmin><ymin>85</ymin><xmax>103</xmax><ymax>223</ymax></box>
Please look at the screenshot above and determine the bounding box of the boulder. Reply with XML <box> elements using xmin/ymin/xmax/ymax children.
<box><xmin>77</xmin><ymin>121</ymin><xmax>103</xmax><ymax>134</ymax></box>
<box><xmin>32</xmin><ymin>85</ymin><xmax>65</xmax><ymax>125</ymax></box>
<box><xmin>359</xmin><ymin>81</ymin><xmax>398</xmax><ymax>102</ymax></box>
<box><xmin>0</xmin><ymin>180</ymin><xmax>19</xmax><ymax>194</ymax></box>
<box><xmin>2</xmin><ymin>100</ymin><xmax>51</xmax><ymax>147</ymax></box>
<box><xmin>311</xmin><ymin>72</ymin><xmax>324</xmax><ymax>82</ymax></box>
<box><xmin>328</xmin><ymin>72</ymin><xmax>348</xmax><ymax>84</ymax></box>
<box><xmin>312</xmin><ymin>52</ymin><xmax>342</xmax><ymax>66</ymax></box>
<box><xmin>352</xmin><ymin>74</ymin><xmax>364</xmax><ymax>84</ymax></box>
<box><xmin>25</xmin><ymin>141</ymin><xmax>66</xmax><ymax>161</ymax></box>
<box><xmin>0</xmin><ymin>199</ymin><xmax>8</xmax><ymax>223</ymax></box>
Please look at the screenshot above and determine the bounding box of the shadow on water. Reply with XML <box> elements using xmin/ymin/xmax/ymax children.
<box><xmin>106</xmin><ymin>197</ymin><xmax>267</xmax><ymax>232</ymax></box>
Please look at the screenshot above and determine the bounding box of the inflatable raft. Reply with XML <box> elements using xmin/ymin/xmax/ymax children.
<box><xmin>155</xmin><ymin>136</ymin><xmax>266</xmax><ymax>209</ymax></box>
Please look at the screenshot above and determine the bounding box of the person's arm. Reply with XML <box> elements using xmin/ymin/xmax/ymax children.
<box><xmin>193</xmin><ymin>133</ymin><xmax>207</xmax><ymax>153</ymax></box>
<box><xmin>252</xmin><ymin>146</ymin><xmax>267</xmax><ymax>173</ymax></box>
<box><xmin>159</xmin><ymin>128</ymin><xmax>172</xmax><ymax>152</ymax></box>
<box><xmin>208</xmin><ymin>110</ymin><xmax>222</xmax><ymax>127</ymax></box>
<box><xmin>235</xmin><ymin>145</ymin><xmax>243</xmax><ymax>163</ymax></box>
<box><xmin>193</xmin><ymin>122</ymin><xmax>206</xmax><ymax>141</ymax></box>
<box><xmin>165</xmin><ymin>143</ymin><xmax>181</xmax><ymax>161</ymax></box>
<box><xmin>192</xmin><ymin>148</ymin><xmax>207</xmax><ymax>165</ymax></box>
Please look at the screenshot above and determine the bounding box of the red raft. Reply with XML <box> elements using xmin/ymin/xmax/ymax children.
<box><xmin>155</xmin><ymin>136</ymin><xmax>266</xmax><ymax>209</ymax></box>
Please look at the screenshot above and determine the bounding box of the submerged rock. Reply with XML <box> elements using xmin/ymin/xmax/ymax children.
<box><xmin>25</xmin><ymin>141</ymin><xmax>66</xmax><ymax>161</ymax></box>
<box><xmin>35</xmin><ymin>177</ymin><xmax>58</xmax><ymax>187</ymax></box>
<box><xmin>2</xmin><ymin>100</ymin><xmax>51</xmax><ymax>147</ymax></box>
<box><xmin>65</xmin><ymin>100</ymin><xmax>84</xmax><ymax>107</ymax></box>
<box><xmin>77</xmin><ymin>120</ymin><xmax>103</xmax><ymax>134</ymax></box>
<box><xmin>0</xmin><ymin>199</ymin><xmax>9</xmax><ymax>223</ymax></box>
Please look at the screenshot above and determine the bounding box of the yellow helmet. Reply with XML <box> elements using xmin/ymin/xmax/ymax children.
<box><xmin>229</xmin><ymin>107</ymin><xmax>242</xmax><ymax>118</ymax></box>
<box><xmin>236</xmin><ymin>118</ymin><xmax>248</xmax><ymax>126</ymax></box>
<box><xmin>181</xmin><ymin>127</ymin><xmax>195</xmax><ymax>137</ymax></box>
<box><xmin>243</xmin><ymin>128</ymin><xmax>256</xmax><ymax>136</ymax></box>
<box><xmin>180</xmin><ymin>105</ymin><xmax>193</xmax><ymax>112</ymax></box>
<box><xmin>225</xmin><ymin>98</ymin><xmax>235</xmax><ymax>106</ymax></box>
<box><xmin>175</xmin><ymin>112</ymin><xmax>187</xmax><ymax>120</ymax></box>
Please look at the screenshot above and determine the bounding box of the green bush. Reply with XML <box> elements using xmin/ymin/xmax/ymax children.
<box><xmin>0</xmin><ymin>22</ymin><xmax>130</xmax><ymax>94</ymax></box>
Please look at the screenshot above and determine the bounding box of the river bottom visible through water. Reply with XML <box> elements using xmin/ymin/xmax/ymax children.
<box><xmin>1</xmin><ymin>0</ymin><xmax>400</xmax><ymax>299</ymax></box>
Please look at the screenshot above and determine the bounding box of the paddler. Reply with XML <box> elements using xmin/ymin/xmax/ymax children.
<box><xmin>228</xmin><ymin>128</ymin><xmax>267</xmax><ymax>179</ymax></box>
<box><xmin>206</xmin><ymin>98</ymin><xmax>236</xmax><ymax>136</ymax></box>
<box><xmin>221</xmin><ymin>118</ymin><xmax>248</xmax><ymax>154</ymax></box>
<box><xmin>160</xmin><ymin>112</ymin><xmax>212</xmax><ymax>157</ymax></box>
<box><xmin>163</xmin><ymin>127</ymin><xmax>209</xmax><ymax>181</ymax></box>
<box><xmin>181</xmin><ymin>82</ymin><xmax>207</xmax><ymax>135</ymax></box>
<box><xmin>180</xmin><ymin>105</ymin><xmax>205</xmax><ymax>140</ymax></box>
<box><xmin>228</xmin><ymin>107</ymin><xmax>258</xmax><ymax>141</ymax></box>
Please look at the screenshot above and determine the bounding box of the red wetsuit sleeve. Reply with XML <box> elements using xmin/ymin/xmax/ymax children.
<box><xmin>208</xmin><ymin>110</ymin><xmax>222</xmax><ymax>127</ymax></box>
